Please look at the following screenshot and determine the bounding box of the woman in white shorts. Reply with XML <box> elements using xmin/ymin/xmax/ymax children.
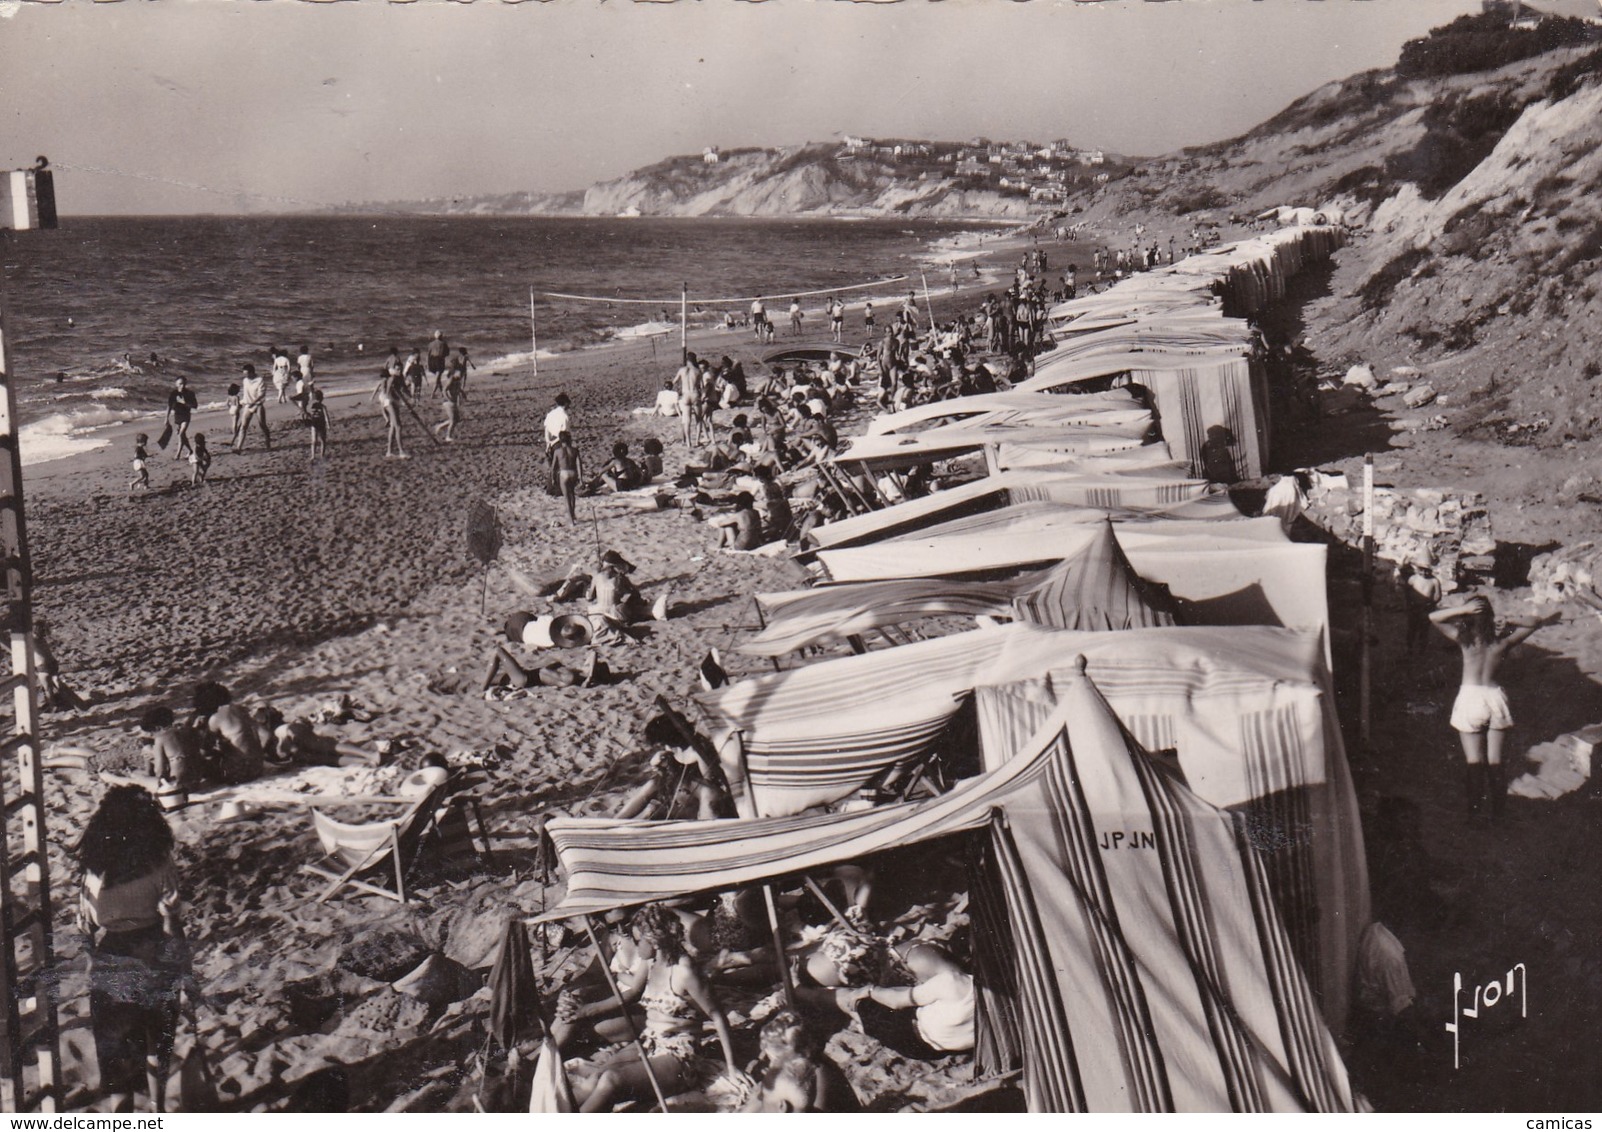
<box><xmin>1429</xmin><ymin>595</ymin><xmax>1558</xmax><ymax>821</ymax></box>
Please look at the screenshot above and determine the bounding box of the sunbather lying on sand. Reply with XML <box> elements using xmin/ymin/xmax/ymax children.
<box><xmin>482</xmin><ymin>646</ymin><xmax>606</xmax><ymax>693</ymax></box>
<box><xmin>742</xmin><ymin>1009</ymin><xmax>861</xmax><ymax>1113</ymax></box>
<box><xmin>256</xmin><ymin>707</ymin><xmax>388</xmax><ymax>768</ymax></box>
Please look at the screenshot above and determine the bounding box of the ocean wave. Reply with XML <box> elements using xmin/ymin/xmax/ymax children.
<box><xmin>19</xmin><ymin>407</ymin><xmax>141</xmax><ymax>467</ymax></box>
<box><xmin>613</xmin><ymin>320</ymin><xmax>677</xmax><ymax>341</ymax></box>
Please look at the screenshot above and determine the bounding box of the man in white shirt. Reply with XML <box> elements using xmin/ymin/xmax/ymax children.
<box><xmin>750</xmin><ymin>297</ymin><xmax>767</xmax><ymax>342</ymax></box>
<box><xmin>543</xmin><ymin>393</ymin><xmax>572</xmax><ymax>450</ymax></box>
<box><xmin>235</xmin><ymin>363</ymin><xmax>271</xmax><ymax>451</ymax></box>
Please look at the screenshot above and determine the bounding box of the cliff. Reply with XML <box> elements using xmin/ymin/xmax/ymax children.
<box><xmin>1072</xmin><ymin>11</ymin><xmax>1602</xmax><ymax>451</ymax></box>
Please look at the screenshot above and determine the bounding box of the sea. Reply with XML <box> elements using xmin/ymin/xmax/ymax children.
<box><xmin>0</xmin><ymin>215</ymin><xmax>998</xmax><ymax>464</ymax></box>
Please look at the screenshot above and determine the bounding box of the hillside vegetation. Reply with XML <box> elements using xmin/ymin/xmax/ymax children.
<box><xmin>1076</xmin><ymin>11</ymin><xmax>1602</xmax><ymax>450</ymax></box>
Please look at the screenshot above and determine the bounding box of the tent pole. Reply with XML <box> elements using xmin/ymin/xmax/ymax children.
<box><xmin>680</xmin><ymin>282</ymin><xmax>688</xmax><ymax>365</ymax></box>
<box><xmin>581</xmin><ymin>917</ymin><xmax>673</xmax><ymax>1113</ymax></box>
<box><xmin>760</xmin><ymin>884</ymin><xmax>798</xmax><ymax>1013</ymax></box>
<box><xmin>801</xmin><ymin>876</ymin><xmax>866</xmax><ymax>939</ymax></box>
<box><xmin>751</xmin><ymin>598</ymin><xmax>782</xmax><ymax>673</ymax></box>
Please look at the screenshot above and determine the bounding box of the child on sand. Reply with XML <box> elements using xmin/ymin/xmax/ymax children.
<box><xmin>641</xmin><ymin>437</ymin><xmax>665</xmax><ymax>479</ymax></box>
<box><xmin>189</xmin><ymin>433</ymin><xmax>211</xmax><ymax>488</ymax></box>
<box><xmin>141</xmin><ymin>705</ymin><xmax>204</xmax><ymax>793</ymax></box>
<box><xmin>225</xmin><ymin>382</ymin><xmax>241</xmax><ymax>445</ymax></box>
<box><xmin>448</xmin><ymin>346</ymin><xmax>474</xmax><ymax>393</ymax></box>
<box><xmin>435</xmin><ymin>363</ymin><xmax>466</xmax><ymax>443</ymax></box>
<box><xmin>1429</xmin><ymin>594</ymin><xmax>1560</xmax><ymax>821</ymax></box>
<box><xmin>308</xmin><ymin>389</ymin><xmax>330</xmax><ymax>461</ymax></box>
<box><xmin>129</xmin><ymin>434</ymin><xmax>151</xmax><ymax>497</ymax></box>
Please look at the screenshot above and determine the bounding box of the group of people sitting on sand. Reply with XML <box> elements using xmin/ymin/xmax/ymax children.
<box><xmin>129</xmin><ymin>682</ymin><xmax>388</xmax><ymax>806</ymax></box>
<box><xmin>481</xmin><ymin>550</ymin><xmax>674</xmax><ymax>695</ymax></box>
<box><xmin>532</xmin><ymin>711</ymin><xmax>978</xmax><ymax>1112</ymax></box>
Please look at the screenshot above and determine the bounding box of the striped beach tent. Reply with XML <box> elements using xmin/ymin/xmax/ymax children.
<box><xmin>744</xmin><ymin>521</ymin><xmax>1176</xmax><ymax>657</ymax></box>
<box><xmin>812</xmin><ymin>513</ymin><xmax>1288</xmax><ymax>585</ymax></box>
<box><xmin>697</xmin><ymin>623</ymin><xmax>1367</xmax><ymax>1030</ymax></box>
<box><xmin>803</xmin><ymin>457</ymin><xmax>1212</xmax><ymax>552</ymax></box>
<box><xmin>865</xmin><ymin>390</ymin><xmax>1150</xmax><ymax>436</ymax></box>
<box><xmin>541</xmin><ymin>667</ymin><xmax>1360</xmax><ymax>1112</ymax></box>
<box><xmin>835</xmin><ymin>420</ymin><xmax>1153</xmax><ymax>474</ymax></box>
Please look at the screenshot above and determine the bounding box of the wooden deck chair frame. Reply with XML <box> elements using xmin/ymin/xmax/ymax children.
<box><xmin>303</xmin><ymin>780</ymin><xmax>451</xmax><ymax>904</ymax></box>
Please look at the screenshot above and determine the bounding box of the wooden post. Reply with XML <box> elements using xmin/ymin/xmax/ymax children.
<box><xmin>581</xmin><ymin>917</ymin><xmax>672</xmax><ymax>1113</ymax></box>
<box><xmin>1360</xmin><ymin>453</ymin><xmax>1374</xmax><ymax>748</ymax></box>
<box><xmin>680</xmin><ymin>282</ymin><xmax>688</xmax><ymax>364</ymax></box>
<box><xmin>0</xmin><ymin>210</ymin><xmax>62</xmax><ymax>1112</ymax></box>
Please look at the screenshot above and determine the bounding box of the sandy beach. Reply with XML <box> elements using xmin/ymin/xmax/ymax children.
<box><xmin>23</xmin><ymin>212</ymin><xmax>1602</xmax><ymax>1113</ymax></box>
<box><xmin>24</xmin><ymin>225</ymin><xmax>1068</xmax><ymax>1110</ymax></box>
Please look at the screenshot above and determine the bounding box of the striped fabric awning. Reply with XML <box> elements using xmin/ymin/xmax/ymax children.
<box><xmin>699</xmin><ymin>623</ymin><xmax>1328</xmax><ymax>818</ymax></box>
<box><xmin>866</xmin><ymin>389</ymin><xmax>1144</xmax><ymax>436</ymax></box>
<box><xmin>803</xmin><ymin>456</ymin><xmax>1210</xmax><ymax>552</ymax></box>
<box><xmin>813</xmin><ymin>511</ymin><xmax>1284</xmax><ymax>585</ymax></box>
<box><xmin>835</xmin><ymin>421</ymin><xmax>1151</xmax><ymax>472</ymax></box>
<box><xmin>743</xmin><ymin>522</ymin><xmax>1175</xmax><ymax>657</ymax></box>
<box><xmin>542</xmin><ymin>669</ymin><xmax>1359</xmax><ymax>1112</ymax></box>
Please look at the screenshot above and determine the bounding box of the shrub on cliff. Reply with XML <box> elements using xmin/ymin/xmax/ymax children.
<box><xmin>1397</xmin><ymin>11</ymin><xmax>1600</xmax><ymax>79</ymax></box>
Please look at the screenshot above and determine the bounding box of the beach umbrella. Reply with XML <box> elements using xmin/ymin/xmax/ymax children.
<box><xmin>467</xmin><ymin>499</ymin><xmax>503</xmax><ymax>615</ymax></box>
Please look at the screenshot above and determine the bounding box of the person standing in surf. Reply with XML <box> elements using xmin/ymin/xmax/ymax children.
<box><xmin>164</xmin><ymin>376</ymin><xmax>198</xmax><ymax>460</ymax></box>
<box><xmin>435</xmin><ymin>358</ymin><xmax>466</xmax><ymax>443</ymax></box>
<box><xmin>270</xmin><ymin>346</ymin><xmax>293</xmax><ymax>405</ymax></box>
<box><xmin>403</xmin><ymin>345</ymin><xmax>426</xmax><ymax>403</ymax></box>
<box><xmin>371</xmin><ymin>365</ymin><xmax>409</xmax><ymax>459</ymax></box>
<box><xmin>235</xmin><ymin>364</ymin><xmax>271</xmax><ymax>451</ymax></box>
<box><xmin>426</xmin><ymin>330</ymin><xmax>450</xmax><ymax>395</ymax></box>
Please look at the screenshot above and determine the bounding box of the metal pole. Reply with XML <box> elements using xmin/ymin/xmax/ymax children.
<box><xmin>920</xmin><ymin>272</ymin><xmax>936</xmax><ymax>334</ymax></box>
<box><xmin>680</xmin><ymin>282</ymin><xmax>688</xmax><ymax>364</ymax></box>
<box><xmin>1360</xmin><ymin>453</ymin><xmax>1374</xmax><ymax>748</ymax></box>
<box><xmin>529</xmin><ymin>287</ymin><xmax>539</xmax><ymax>379</ymax></box>
<box><xmin>581</xmin><ymin>917</ymin><xmax>673</xmax><ymax>1113</ymax></box>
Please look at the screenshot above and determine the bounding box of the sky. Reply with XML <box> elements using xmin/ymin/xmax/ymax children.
<box><xmin>0</xmin><ymin>0</ymin><xmax>1485</xmax><ymax>216</ymax></box>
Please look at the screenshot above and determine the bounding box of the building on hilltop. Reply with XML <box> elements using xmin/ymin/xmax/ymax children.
<box><xmin>702</xmin><ymin>146</ymin><xmax>721</xmax><ymax>164</ymax></box>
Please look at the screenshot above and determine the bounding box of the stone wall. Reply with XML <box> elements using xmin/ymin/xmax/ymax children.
<box><xmin>1528</xmin><ymin>543</ymin><xmax>1602</xmax><ymax>606</ymax></box>
<box><xmin>1300</xmin><ymin>475</ymin><xmax>1495</xmax><ymax>591</ymax></box>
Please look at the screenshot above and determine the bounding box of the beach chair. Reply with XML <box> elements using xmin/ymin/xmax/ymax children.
<box><xmin>303</xmin><ymin>779</ymin><xmax>452</xmax><ymax>904</ymax></box>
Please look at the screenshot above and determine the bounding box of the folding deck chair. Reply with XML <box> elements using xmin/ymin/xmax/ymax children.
<box><xmin>303</xmin><ymin>779</ymin><xmax>467</xmax><ymax>904</ymax></box>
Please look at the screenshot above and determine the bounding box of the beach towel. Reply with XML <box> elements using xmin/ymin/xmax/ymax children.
<box><xmin>157</xmin><ymin>423</ymin><xmax>173</xmax><ymax>450</ymax></box>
